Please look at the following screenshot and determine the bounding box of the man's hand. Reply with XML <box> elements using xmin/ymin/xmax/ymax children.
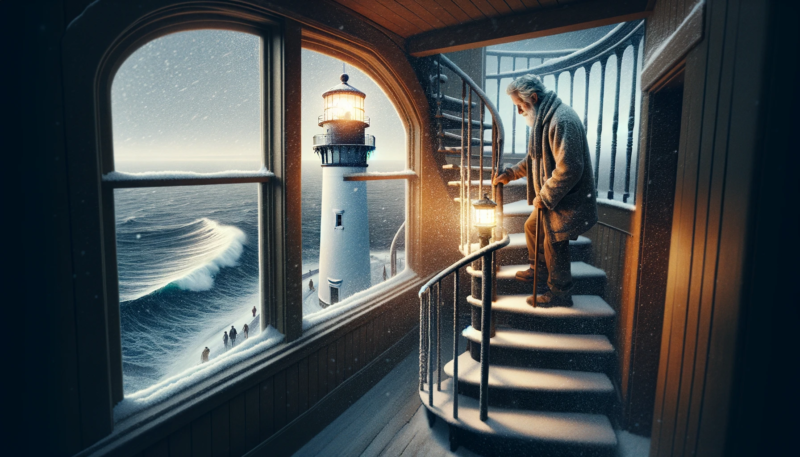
<box><xmin>493</xmin><ymin>171</ymin><xmax>511</xmax><ymax>186</ymax></box>
<box><xmin>533</xmin><ymin>196</ymin><xmax>546</xmax><ymax>209</ymax></box>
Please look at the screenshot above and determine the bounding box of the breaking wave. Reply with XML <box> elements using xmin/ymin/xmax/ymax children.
<box><xmin>117</xmin><ymin>218</ymin><xmax>246</xmax><ymax>302</ymax></box>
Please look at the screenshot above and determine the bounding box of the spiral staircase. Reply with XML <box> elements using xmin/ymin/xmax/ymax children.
<box><xmin>416</xmin><ymin>46</ymin><xmax>624</xmax><ymax>456</ymax></box>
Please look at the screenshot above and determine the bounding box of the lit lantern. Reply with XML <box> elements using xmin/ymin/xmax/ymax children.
<box><xmin>320</xmin><ymin>74</ymin><xmax>367</xmax><ymax>124</ymax></box>
<box><xmin>472</xmin><ymin>193</ymin><xmax>497</xmax><ymax>240</ymax></box>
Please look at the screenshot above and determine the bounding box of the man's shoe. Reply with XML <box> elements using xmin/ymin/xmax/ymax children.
<box><xmin>515</xmin><ymin>268</ymin><xmax>549</xmax><ymax>293</ymax></box>
<box><xmin>525</xmin><ymin>291</ymin><xmax>573</xmax><ymax>308</ymax></box>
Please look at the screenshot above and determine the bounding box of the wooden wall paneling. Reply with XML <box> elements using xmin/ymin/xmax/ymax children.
<box><xmin>286</xmin><ymin>363</ymin><xmax>300</xmax><ymax>423</ymax></box>
<box><xmin>317</xmin><ymin>347</ymin><xmax>328</xmax><ymax>399</ymax></box>
<box><xmin>484</xmin><ymin>0</ymin><xmax>512</xmax><ymax>16</ymax></box>
<box><xmin>336</xmin><ymin>0</ymin><xmax>420</xmax><ymax>36</ymax></box>
<box><xmin>395</xmin><ymin>0</ymin><xmax>450</xmax><ymax>29</ymax></box>
<box><xmin>273</xmin><ymin>370</ymin><xmax>288</xmax><ymax>432</ymax></box>
<box><xmin>259</xmin><ymin>377</ymin><xmax>274</xmax><ymax>441</ymax></box>
<box><xmin>345</xmin><ymin>331</ymin><xmax>354</xmax><ymax>380</ymax></box>
<box><xmin>358</xmin><ymin>324</ymin><xmax>367</xmax><ymax>371</ymax></box>
<box><xmin>443</xmin><ymin>0</ymin><xmax>486</xmax><ymax>21</ymax></box>
<box><xmin>336</xmin><ymin>337</ymin><xmax>347</xmax><ymax>385</ymax></box>
<box><xmin>298</xmin><ymin>357</ymin><xmax>310</xmax><ymax>415</ymax></box>
<box><xmin>228</xmin><ymin>394</ymin><xmax>246</xmax><ymax>456</ymax></box>
<box><xmin>366</xmin><ymin>319</ymin><xmax>375</xmax><ymax>360</ymax></box>
<box><xmin>308</xmin><ymin>349</ymin><xmax>319</xmax><ymax>405</ymax></box>
<box><xmin>168</xmin><ymin>425</ymin><xmax>192</xmax><ymax>457</ymax></box>
<box><xmin>327</xmin><ymin>343</ymin><xmax>338</xmax><ymax>393</ymax></box>
<box><xmin>211</xmin><ymin>403</ymin><xmax>230</xmax><ymax>457</ymax></box>
<box><xmin>191</xmin><ymin>413</ymin><xmax>212</xmax><ymax>457</ymax></box>
<box><xmin>419</xmin><ymin>0</ymin><xmax>465</xmax><ymax>24</ymax></box>
<box><xmin>142</xmin><ymin>439</ymin><xmax>169</xmax><ymax>457</ymax></box>
<box><xmin>377</xmin><ymin>0</ymin><xmax>432</xmax><ymax>32</ymax></box>
<box><xmin>245</xmin><ymin>386</ymin><xmax>260</xmax><ymax>450</ymax></box>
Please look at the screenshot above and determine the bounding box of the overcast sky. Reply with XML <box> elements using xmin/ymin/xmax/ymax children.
<box><xmin>111</xmin><ymin>30</ymin><xmax>405</xmax><ymax>171</ymax></box>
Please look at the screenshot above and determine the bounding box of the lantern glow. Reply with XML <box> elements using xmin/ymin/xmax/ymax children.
<box><xmin>472</xmin><ymin>193</ymin><xmax>497</xmax><ymax>230</ymax></box>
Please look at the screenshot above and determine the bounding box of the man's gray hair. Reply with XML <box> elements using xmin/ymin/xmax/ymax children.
<box><xmin>506</xmin><ymin>74</ymin><xmax>548</xmax><ymax>104</ymax></box>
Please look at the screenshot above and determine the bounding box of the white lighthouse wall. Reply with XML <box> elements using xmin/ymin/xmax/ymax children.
<box><xmin>318</xmin><ymin>166</ymin><xmax>371</xmax><ymax>305</ymax></box>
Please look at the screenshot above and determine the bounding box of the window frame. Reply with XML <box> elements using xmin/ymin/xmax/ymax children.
<box><xmin>62</xmin><ymin>0</ymin><xmax>427</xmax><ymax>447</ymax></box>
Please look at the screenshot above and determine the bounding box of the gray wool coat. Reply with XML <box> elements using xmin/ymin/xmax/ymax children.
<box><xmin>505</xmin><ymin>94</ymin><xmax>597</xmax><ymax>242</ymax></box>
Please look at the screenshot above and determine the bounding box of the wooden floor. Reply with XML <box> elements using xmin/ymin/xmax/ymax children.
<box><xmin>293</xmin><ymin>330</ymin><xmax>650</xmax><ymax>457</ymax></box>
<box><xmin>293</xmin><ymin>343</ymin><xmax>482</xmax><ymax>457</ymax></box>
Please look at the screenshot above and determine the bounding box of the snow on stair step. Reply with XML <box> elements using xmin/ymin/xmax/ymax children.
<box><xmin>465</xmin><ymin>294</ymin><xmax>615</xmax><ymax>320</ymax></box>
<box><xmin>462</xmin><ymin>326</ymin><xmax>614</xmax><ymax>355</ymax></box>
<box><xmin>504</xmin><ymin>199</ymin><xmax>537</xmax><ymax>216</ymax></box>
<box><xmin>444</xmin><ymin>352</ymin><xmax>613</xmax><ymax>394</ymax></box>
<box><xmin>420</xmin><ymin>379</ymin><xmax>617</xmax><ymax>449</ymax></box>
<box><xmin>467</xmin><ymin>261</ymin><xmax>606</xmax><ymax>281</ymax></box>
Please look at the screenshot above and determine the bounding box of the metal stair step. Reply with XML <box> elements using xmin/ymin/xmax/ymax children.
<box><xmin>463</xmin><ymin>326</ymin><xmax>614</xmax><ymax>371</ymax></box>
<box><xmin>420</xmin><ymin>379</ymin><xmax>617</xmax><ymax>456</ymax></box>
<box><xmin>443</xmin><ymin>352</ymin><xmax>614</xmax><ymax>413</ymax></box>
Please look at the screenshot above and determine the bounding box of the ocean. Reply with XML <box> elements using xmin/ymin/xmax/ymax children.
<box><xmin>115</xmin><ymin>160</ymin><xmax>406</xmax><ymax>395</ymax></box>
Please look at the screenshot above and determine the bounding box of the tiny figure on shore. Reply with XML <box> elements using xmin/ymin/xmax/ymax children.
<box><xmin>201</xmin><ymin>347</ymin><xmax>210</xmax><ymax>363</ymax></box>
<box><xmin>223</xmin><ymin>331</ymin><xmax>229</xmax><ymax>349</ymax></box>
<box><xmin>243</xmin><ymin>323</ymin><xmax>249</xmax><ymax>340</ymax></box>
<box><xmin>309</xmin><ymin>278</ymin><xmax>314</xmax><ymax>291</ymax></box>
<box><xmin>229</xmin><ymin>325</ymin><xmax>238</xmax><ymax>347</ymax></box>
<box><xmin>252</xmin><ymin>305</ymin><xmax>256</xmax><ymax>317</ymax></box>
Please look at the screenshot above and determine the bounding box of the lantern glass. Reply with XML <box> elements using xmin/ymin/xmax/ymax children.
<box><xmin>323</xmin><ymin>92</ymin><xmax>365</xmax><ymax>122</ymax></box>
<box><xmin>473</xmin><ymin>205</ymin><xmax>496</xmax><ymax>228</ymax></box>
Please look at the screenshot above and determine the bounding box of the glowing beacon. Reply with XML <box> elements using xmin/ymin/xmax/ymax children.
<box><xmin>313</xmin><ymin>73</ymin><xmax>376</xmax><ymax>307</ymax></box>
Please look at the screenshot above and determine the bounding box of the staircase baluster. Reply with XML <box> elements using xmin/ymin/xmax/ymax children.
<box><xmin>436</xmin><ymin>58</ymin><xmax>443</xmax><ymax>154</ymax></box>
<box><xmin>453</xmin><ymin>270</ymin><xmax>459</xmax><ymax>419</ymax></box>
<box><xmin>437</xmin><ymin>281</ymin><xmax>442</xmax><ymax>391</ymax></box>
<box><xmin>496</xmin><ymin>57</ymin><xmax>501</xmax><ymax>113</ymax></box>
<box><xmin>594</xmin><ymin>59</ymin><xmax>607</xmax><ymax>195</ymax></box>
<box><xmin>569</xmin><ymin>70</ymin><xmax>575</xmax><ymax>106</ymax></box>
<box><xmin>608</xmin><ymin>50</ymin><xmax>623</xmax><ymax>200</ymax></box>
<box><xmin>461</xmin><ymin>81</ymin><xmax>466</xmax><ymax>251</ymax></box>
<box><xmin>623</xmin><ymin>43</ymin><xmax>639</xmax><ymax>203</ymax></box>
<box><xmin>583</xmin><ymin>65</ymin><xmax>590</xmax><ymax>132</ymax></box>
<box><xmin>511</xmin><ymin>58</ymin><xmax>517</xmax><ymax>155</ymax></box>
<box><xmin>479</xmin><ymin>251</ymin><xmax>493</xmax><ymax>421</ymax></box>
<box><xmin>479</xmin><ymin>99</ymin><xmax>485</xmax><ymax>198</ymax></box>
<box><xmin>467</xmin><ymin>90</ymin><xmax>473</xmax><ymax>254</ymax></box>
<box><xmin>419</xmin><ymin>293</ymin><xmax>424</xmax><ymax>390</ymax></box>
<box><xmin>428</xmin><ymin>290</ymin><xmax>434</xmax><ymax>406</ymax></box>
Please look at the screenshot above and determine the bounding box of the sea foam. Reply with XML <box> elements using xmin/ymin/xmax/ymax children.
<box><xmin>119</xmin><ymin>218</ymin><xmax>246</xmax><ymax>302</ymax></box>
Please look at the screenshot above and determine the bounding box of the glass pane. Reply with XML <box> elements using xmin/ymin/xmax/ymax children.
<box><xmin>301</xmin><ymin>49</ymin><xmax>408</xmax><ymax>327</ymax></box>
<box><xmin>116</xmin><ymin>184</ymin><xmax>259</xmax><ymax>395</ymax></box>
<box><xmin>111</xmin><ymin>30</ymin><xmax>262</xmax><ymax>173</ymax></box>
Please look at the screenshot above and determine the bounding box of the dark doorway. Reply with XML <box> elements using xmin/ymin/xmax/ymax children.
<box><xmin>626</xmin><ymin>71</ymin><xmax>684</xmax><ymax>435</ymax></box>
<box><xmin>330</xmin><ymin>287</ymin><xmax>339</xmax><ymax>305</ymax></box>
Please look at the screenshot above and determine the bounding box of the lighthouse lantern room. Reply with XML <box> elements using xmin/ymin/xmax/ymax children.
<box><xmin>313</xmin><ymin>73</ymin><xmax>376</xmax><ymax>307</ymax></box>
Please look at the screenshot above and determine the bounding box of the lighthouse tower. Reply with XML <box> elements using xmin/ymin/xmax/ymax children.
<box><xmin>313</xmin><ymin>73</ymin><xmax>376</xmax><ymax>307</ymax></box>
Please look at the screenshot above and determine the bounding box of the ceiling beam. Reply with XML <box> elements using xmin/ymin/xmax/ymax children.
<box><xmin>406</xmin><ymin>0</ymin><xmax>652</xmax><ymax>57</ymax></box>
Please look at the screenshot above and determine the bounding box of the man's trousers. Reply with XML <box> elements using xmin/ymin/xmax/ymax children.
<box><xmin>524</xmin><ymin>209</ymin><xmax>573</xmax><ymax>296</ymax></box>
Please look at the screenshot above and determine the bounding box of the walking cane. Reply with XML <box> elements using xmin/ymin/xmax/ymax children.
<box><xmin>530</xmin><ymin>207</ymin><xmax>542</xmax><ymax>308</ymax></box>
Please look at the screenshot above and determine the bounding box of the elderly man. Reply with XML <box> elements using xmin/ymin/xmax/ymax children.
<box><xmin>493</xmin><ymin>75</ymin><xmax>597</xmax><ymax>307</ymax></box>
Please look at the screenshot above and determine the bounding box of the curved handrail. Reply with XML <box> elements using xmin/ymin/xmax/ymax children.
<box><xmin>486</xmin><ymin>49</ymin><xmax>578</xmax><ymax>58</ymax></box>
<box><xmin>436</xmin><ymin>55</ymin><xmax>505</xmax><ymax>166</ymax></box>
<box><xmin>488</xmin><ymin>21</ymin><xmax>644</xmax><ymax>79</ymax></box>
<box><xmin>418</xmin><ymin>232</ymin><xmax>510</xmax><ymax>297</ymax></box>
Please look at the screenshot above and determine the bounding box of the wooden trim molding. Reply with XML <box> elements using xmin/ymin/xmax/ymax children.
<box><xmin>641</xmin><ymin>1</ymin><xmax>705</xmax><ymax>91</ymax></box>
<box><xmin>406</xmin><ymin>0</ymin><xmax>652</xmax><ymax>57</ymax></box>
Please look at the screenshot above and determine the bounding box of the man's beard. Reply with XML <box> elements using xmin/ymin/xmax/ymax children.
<box><xmin>523</xmin><ymin>111</ymin><xmax>534</xmax><ymax>128</ymax></box>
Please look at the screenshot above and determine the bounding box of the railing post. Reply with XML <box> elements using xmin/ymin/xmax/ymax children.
<box><xmin>453</xmin><ymin>270</ymin><xmax>460</xmax><ymax>419</ymax></box>
<box><xmin>594</xmin><ymin>59</ymin><xmax>607</xmax><ymax>194</ymax></box>
<box><xmin>623</xmin><ymin>42</ymin><xmax>639</xmax><ymax>203</ymax></box>
<box><xmin>419</xmin><ymin>293</ymin><xmax>424</xmax><ymax>390</ymax></box>
<box><xmin>461</xmin><ymin>81</ymin><xmax>466</xmax><ymax>251</ymax></box>
<box><xmin>437</xmin><ymin>281</ymin><xmax>442</xmax><ymax>392</ymax></box>
<box><xmin>583</xmin><ymin>66</ymin><xmax>590</xmax><ymax>132</ymax></box>
<box><xmin>608</xmin><ymin>50</ymin><xmax>623</xmax><ymax>200</ymax></box>
<box><xmin>428</xmin><ymin>291</ymin><xmax>434</xmax><ymax>406</ymax></box>
<box><xmin>479</xmin><ymin>250</ymin><xmax>493</xmax><ymax>421</ymax></box>
<box><xmin>467</xmin><ymin>90</ymin><xmax>473</xmax><ymax>254</ymax></box>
